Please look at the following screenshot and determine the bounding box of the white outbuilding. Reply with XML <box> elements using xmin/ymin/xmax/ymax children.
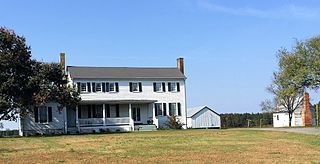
<box><xmin>187</xmin><ymin>106</ymin><xmax>221</xmax><ymax>129</ymax></box>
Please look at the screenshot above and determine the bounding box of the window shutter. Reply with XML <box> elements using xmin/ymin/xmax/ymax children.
<box><xmin>116</xmin><ymin>104</ymin><xmax>120</xmax><ymax>117</ymax></box>
<box><xmin>115</xmin><ymin>82</ymin><xmax>119</xmax><ymax>92</ymax></box>
<box><xmin>106</xmin><ymin>104</ymin><xmax>110</xmax><ymax>118</ymax></box>
<box><xmin>34</xmin><ymin>107</ymin><xmax>39</xmax><ymax>123</ymax></box>
<box><xmin>48</xmin><ymin>107</ymin><xmax>53</xmax><ymax>122</ymax></box>
<box><xmin>78</xmin><ymin>105</ymin><xmax>82</xmax><ymax>118</ymax></box>
<box><xmin>77</xmin><ymin>82</ymin><xmax>81</xmax><ymax>93</ymax></box>
<box><xmin>163</xmin><ymin>103</ymin><xmax>167</xmax><ymax>116</ymax></box>
<box><xmin>162</xmin><ymin>82</ymin><xmax>166</xmax><ymax>92</ymax></box>
<box><xmin>87</xmin><ymin>82</ymin><xmax>91</xmax><ymax>92</ymax></box>
<box><xmin>88</xmin><ymin>105</ymin><xmax>92</xmax><ymax>118</ymax></box>
<box><xmin>92</xmin><ymin>105</ymin><xmax>96</xmax><ymax>118</ymax></box>
<box><xmin>139</xmin><ymin>82</ymin><xmax>142</xmax><ymax>92</ymax></box>
<box><xmin>102</xmin><ymin>82</ymin><xmax>106</xmax><ymax>92</ymax></box>
<box><xmin>129</xmin><ymin>82</ymin><xmax>133</xmax><ymax>92</ymax></box>
<box><xmin>177</xmin><ymin>82</ymin><xmax>180</xmax><ymax>92</ymax></box>
<box><xmin>155</xmin><ymin>104</ymin><xmax>158</xmax><ymax>116</ymax></box>
<box><xmin>92</xmin><ymin>82</ymin><xmax>96</xmax><ymax>92</ymax></box>
<box><xmin>168</xmin><ymin>82</ymin><xmax>172</xmax><ymax>92</ymax></box>
<box><xmin>106</xmin><ymin>82</ymin><xmax>109</xmax><ymax>92</ymax></box>
<box><xmin>153</xmin><ymin>82</ymin><xmax>156</xmax><ymax>92</ymax></box>
<box><xmin>177</xmin><ymin>103</ymin><xmax>181</xmax><ymax>116</ymax></box>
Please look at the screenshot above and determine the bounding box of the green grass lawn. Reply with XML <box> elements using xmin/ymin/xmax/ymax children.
<box><xmin>1</xmin><ymin>129</ymin><xmax>320</xmax><ymax>163</ymax></box>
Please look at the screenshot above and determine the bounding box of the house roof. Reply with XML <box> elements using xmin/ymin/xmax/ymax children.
<box><xmin>187</xmin><ymin>106</ymin><xmax>220</xmax><ymax>118</ymax></box>
<box><xmin>67</xmin><ymin>66</ymin><xmax>186</xmax><ymax>79</ymax></box>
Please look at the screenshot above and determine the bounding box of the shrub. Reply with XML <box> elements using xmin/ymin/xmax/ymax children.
<box><xmin>165</xmin><ymin>115</ymin><xmax>184</xmax><ymax>129</ymax></box>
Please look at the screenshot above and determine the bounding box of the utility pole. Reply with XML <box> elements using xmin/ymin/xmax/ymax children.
<box><xmin>247</xmin><ymin>119</ymin><xmax>251</xmax><ymax>128</ymax></box>
<box><xmin>260</xmin><ymin>119</ymin><xmax>263</xmax><ymax>128</ymax></box>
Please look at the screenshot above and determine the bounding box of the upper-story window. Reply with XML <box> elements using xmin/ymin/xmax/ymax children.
<box><xmin>129</xmin><ymin>82</ymin><xmax>142</xmax><ymax>92</ymax></box>
<box><xmin>153</xmin><ymin>82</ymin><xmax>166</xmax><ymax>92</ymax></box>
<box><xmin>95</xmin><ymin>83</ymin><xmax>102</xmax><ymax>92</ymax></box>
<box><xmin>109</xmin><ymin>82</ymin><xmax>115</xmax><ymax>92</ymax></box>
<box><xmin>168</xmin><ymin>82</ymin><xmax>180</xmax><ymax>92</ymax></box>
<box><xmin>80</xmin><ymin>83</ymin><xmax>87</xmax><ymax>92</ymax></box>
<box><xmin>77</xmin><ymin>82</ymin><xmax>119</xmax><ymax>93</ymax></box>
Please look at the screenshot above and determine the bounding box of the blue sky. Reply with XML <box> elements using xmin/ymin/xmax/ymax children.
<box><xmin>1</xmin><ymin>0</ymin><xmax>320</xmax><ymax>127</ymax></box>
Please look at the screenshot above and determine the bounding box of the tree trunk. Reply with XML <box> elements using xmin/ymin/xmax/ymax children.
<box><xmin>288</xmin><ymin>113</ymin><xmax>292</xmax><ymax>127</ymax></box>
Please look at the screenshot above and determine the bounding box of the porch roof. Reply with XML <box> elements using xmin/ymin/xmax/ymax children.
<box><xmin>80</xmin><ymin>99</ymin><xmax>157</xmax><ymax>104</ymax></box>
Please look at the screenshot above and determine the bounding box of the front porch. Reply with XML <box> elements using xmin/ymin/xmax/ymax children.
<box><xmin>67</xmin><ymin>100</ymin><xmax>158</xmax><ymax>133</ymax></box>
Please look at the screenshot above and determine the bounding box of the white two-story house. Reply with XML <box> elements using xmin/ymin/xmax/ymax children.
<box><xmin>20</xmin><ymin>54</ymin><xmax>187</xmax><ymax>135</ymax></box>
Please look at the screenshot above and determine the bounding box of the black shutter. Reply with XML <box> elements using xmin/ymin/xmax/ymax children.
<box><xmin>162</xmin><ymin>82</ymin><xmax>166</xmax><ymax>92</ymax></box>
<box><xmin>92</xmin><ymin>105</ymin><xmax>96</xmax><ymax>118</ymax></box>
<box><xmin>78</xmin><ymin>105</ymin><xmax>82</xmax><ymax>118</ymax></box>
<box><xmin>116</xmin><ymin>82</ymin><xmax>119</xmax><ymax>92</ymax></box>
<box><xmin>34</xmin><ymin>107</ymin><xmax>39</xmax><ymax>123</ymax></box>
<box><xmin>139</xmin><ymin>82</ymin><xmax>142</xmax><ymax>92</ymax></box>
<box><xmin>129</xmin><ymin>82</ymin><xmax>133</xmax><ymax>92</ymax></box>
<box><xmin>116</xmin><ymin>104</ymin><xmax>120</xmax><ymax>117</ymax></box>
<box><xmin>92</xmin><ymin>82</ymin><xmax>96</xmax><ymax>92</ymax></box>
<box><xmin>87</xmin><ymin>82</ymin><xmax>91</xmax><ymax>92</ymax></box>
<box><xmin>102</xmin><ymin>82</ymin><xmax>106</xmax><ymax>92</ymax></box>
<box><xmin>163</xmin><ymin>103</ymin><xmax>167</xmax><ymax>116</ymax></box>
<box><xmin>48</xmin><ymin>107</ymin><xmax>53</xmax><ymax>122</ymax></box>
<box><xmin>177</xmin><ymin>103</ymin><xmax>181</xmax><ymax>116</ymax></box>
<box><xmin>155</xmin><ymin>104</ymin><xmax>158</xmax><ymax>116</ymax></box>
<box><xmin>88</xmin><ymin>105</ymin><xmax>92</xmax><ymax>118</ymax></box>
<box><xmin>77</xmin><ymin>82</ymin><xmax>81</xmax><ymax>93</ymax></box>
<box><xmin>177</xmin><ymin>82</ymin><xmax>180</xmax><ymax>92</ymax></box>
<box><xmin>153</xmin><ymin>83</ymin><xmax>156</xmax><ymax>92</ymax></box>
<box><xmin>106</xmin><ymin>104</ymin><xmax>110</xmax><ymax>118</ymax></box>
<box><xmin>168</xmin><ymin>82</ymin><xmax>172</xmax><ymax>92</ymax></box>
<box><xmin>106</xmin><ymin>82</ymin><xmax>110</xmax><ymax>92</ymax></box>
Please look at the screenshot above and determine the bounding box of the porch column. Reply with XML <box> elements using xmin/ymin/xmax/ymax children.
<box><xmin>129</xmin><ymin>103</ymin><xmax>133</xmax><ymax>131</ymax></box>
<box><xmin>76</xmin><ymin>105</ymin><xmax>80</xmax><ymax>131</ymax></box>
<box><xmin>152</xmin><ymin>103</ymin><xmax>158</xmax><ymax>128</ymax></box>
<box><xmin>103</xmin><ymin>104</ymin><xmax>106</xmax><ymax>126</ymax></box>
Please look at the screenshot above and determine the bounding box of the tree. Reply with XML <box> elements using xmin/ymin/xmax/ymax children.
<box><xmin>0</xmin><ymin>27</ymin><xmax>34</xmax><ymax>121</ymax></box>
<box><xmin>0</xmin><ymin>27</ymin><xmax>81</xmax><ymax>121</ymax></box>
<box><xmin>0</xmin><ymin>122</ymin><xmax>3</xmax><ymax>129</ymax></box>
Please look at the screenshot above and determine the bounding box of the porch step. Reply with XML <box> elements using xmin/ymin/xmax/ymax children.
<box><xmin>134</xmin><ymin>125</ymin><xmax>157</xmax><ymax>131</ymax></box>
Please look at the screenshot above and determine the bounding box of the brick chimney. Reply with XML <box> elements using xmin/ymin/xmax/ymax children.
<box><xmin>60</xmin><ymin>53</ymin><xmax>65</xmax><ymax>74</ymax></box>
<box><xmin>177</xmin><ymin>58</ymin><xmax>184</xmax><ymax>74</ymax></box>
<box><xmin>302</xmin><ymin>92</ymin><xmax>313</xmax><ymax>126</ymax></box>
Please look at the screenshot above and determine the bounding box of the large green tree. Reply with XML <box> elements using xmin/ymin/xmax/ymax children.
<box><xmin>266</xmin><ymin>36</ymin><xmax>320</xmax><ymax>127</ymax></box>
<box><xmin>0</xmin><ymin>27</ymin><xmax>34</xmax><ymax>121</ymax></box>
<box><xmin>0</xmin><ymin>27</ymin><xmax>80</xmax><ymax>121</ymax></box>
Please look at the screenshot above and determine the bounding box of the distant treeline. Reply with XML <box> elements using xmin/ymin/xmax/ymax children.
<box><xmin>220</xmin><ymin>113</ymin><xmax>273</xmax><ymax>128</ymax></box>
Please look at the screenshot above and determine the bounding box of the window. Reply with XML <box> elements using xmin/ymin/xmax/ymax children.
<box><xmin>95</xmin><ymin>83</ymin><xmax>102</xmax><ymax>92</ymax></box>
<box><xmin>169</xmin><ymin>103</ymin><xmax>177</xmax><ymax>116</ymax></box>
<box><xmin>130</xmin><ymin>82</ymin><xmax>142</xmax><ymax>92</ymax></box>
<box><xmin>155</xmin><ymin>103</ymin><xmax>163</xmax><ymax>116</ymax></box>
<box><xmin>277</xmin><ymin>115</ymin><xmax>279</xmax><ymax>120</ymax></box>
<box><xmin>80</xmin><ymin>83</ymin><xmax>87</xmax><ymax>92</ymax></box>
<box><xmin>34</xmin><ymin>106</ymin><xmax>52</xmax><ymax>123</ymax></box>
<box><xmin>177</xmin><ymin>103</ymin><xmax>181</xmax><ymax>116</ymax></box>
<box><xmin>132</xmin><ymin>83</ymin><xmax>139</xmax><ymax>92</ymax></box>
<box><xmin>109</xmin><ymin>83</ymin><xmax>115</xmax><ymax>92</ymax></box>
<box><xmin>168</xmin><ymin>82</ymin><xmax>180</xmax><ymax>92</ymax></box>
<box><xmin>153</xmin><ymin>82</ymin><xmax>166</xmax><ymax>92</ymax></box>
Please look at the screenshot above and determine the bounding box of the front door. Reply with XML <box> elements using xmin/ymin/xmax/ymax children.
<box><xmin>132</xmin><ymin>106</ymin><xmax>141</xmax><ymax>123</ymax></box>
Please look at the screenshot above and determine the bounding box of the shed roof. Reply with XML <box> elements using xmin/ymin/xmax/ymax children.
<box><xmin>187</xmin><ymin>106</ymin><xmax>220</xmax><ymax>118</ymax></box>
<box><xmin>67</xmin><ymin>66</ymin><xmax>186</xmax><ymax>79</ymax></box>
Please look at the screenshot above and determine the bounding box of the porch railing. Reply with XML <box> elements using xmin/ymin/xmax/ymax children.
<box><xmin>106</xmin><ymin>117</ymin><xmax>130</xmax><ymax>125</ymax></box>
<box><xmin>78</xmin><ymin>117</ymin><xmax>131</xmax><ymax>127</ymax></box>
<box><xmin>79</xmin><ymin>118</ymin><xmax>104</xmax><ymax>126</ymax></box>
